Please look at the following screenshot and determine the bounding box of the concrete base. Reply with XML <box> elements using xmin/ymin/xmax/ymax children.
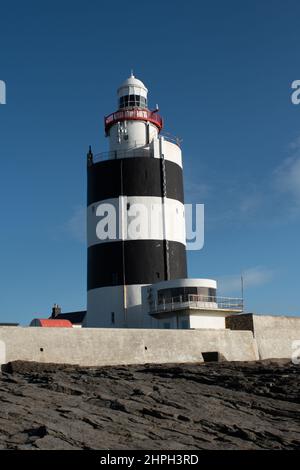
<box><xmin>226</xmin><ymin>313</ymin><xmax>300</xmax><ymax>360</ymax></box>
<box><xmin>0</xmin><ymin>327</ymin><xmax>258</xmax><ymax>366</ymax></box>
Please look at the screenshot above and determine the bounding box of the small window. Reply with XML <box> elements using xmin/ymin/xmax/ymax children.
<box><xmin>140</xmin><ymin>97</ymin><xmax>147</xmax><ymax>108</ymax></box>
<box><xmin>119</xmin><ymin>96</ymin><xmax>125</xmax><ymax>108</ymax></box>
<box><xmin>111</xmin><ymin>312</ymin><xmax>115</xmax><ymax>325</ymax></box>
<box><xmin>156</xmin><ymin>272</ymin><xmax>160</xmax><ymax>279</ymax></box>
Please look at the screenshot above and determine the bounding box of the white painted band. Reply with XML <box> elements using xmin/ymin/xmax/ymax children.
<box><xmin>87</xmin><ymin>196</ymin><xmax>186</xmax><ymax>247</ymax></box>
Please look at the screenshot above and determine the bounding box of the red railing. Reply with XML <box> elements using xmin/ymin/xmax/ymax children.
<box><xmin>104</xmin><ymin>109</ymin><xmax>163</xmax><ymax>134</ymax></box>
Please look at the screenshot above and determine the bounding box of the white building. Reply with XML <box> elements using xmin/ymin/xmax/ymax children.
<box><xmin>142</xmin><ymin>279</ymin><xmax>243</xmax><ymax>329</ymax></box>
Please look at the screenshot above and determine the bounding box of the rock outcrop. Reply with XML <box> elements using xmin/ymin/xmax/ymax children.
<box><xmin>0</xmin><ymin>360</ymin><xmax>299</xmax><ymax>449</ymax></box>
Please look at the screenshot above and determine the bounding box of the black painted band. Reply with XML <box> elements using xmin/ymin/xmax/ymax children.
<box><xmin>87</xmin><ymin>157</ymin><xmax>184</xmax><ymax>205</ymax></box>
<box><xmin>87</xmin><ymin>240</ymin><xmax>187</xmax><ymax>290</ymax></box>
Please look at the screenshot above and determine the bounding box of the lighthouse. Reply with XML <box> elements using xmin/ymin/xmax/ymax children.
<box><xmin>86</xmin><ymin>73</ymin><xmax>187</xmax><ymax>327</ymax></box>
<box><xmin>86</xmin><ymin>74</ymin><xmax>243</xmax><ymax>329</ymax></box>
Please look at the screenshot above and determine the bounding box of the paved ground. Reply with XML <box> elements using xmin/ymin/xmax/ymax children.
<box><xmin>0</xmin><ymin>360</ymin><xmax>299</xmax><ymax>450</ymax></box>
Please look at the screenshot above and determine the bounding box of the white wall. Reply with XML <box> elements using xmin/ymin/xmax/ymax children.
<box><xmin>86</xmin><ymin>285</ymin><xmax>147</xmax><ymax>328</ymax></box>
<box><xmin>252</xmin><ymin>315</ymin><xmax>300</xmax><ymax>360</ymax></box>
<box><xmin>189</xmin><ymin>313</ymin><xmax>226</xmax><ymax>329</ymax></box>
<box><xmin>0</xmin><ymin>327</ymin><xmax>259</xmax><ymax>366</ymax></box>
<box><xmin>227</xmin><ymin>313</ymin><xmax>300</xmax><ymax>360</ymax></box>
<box><xmin>109</xmin><ymin>121</ymin><xmax>158</xmax><ymax>151</ymax></box>
<box><xmin>153</xmin><ymin>138</ymin><xmax>183</xmax><ymax>167</ymax></box>
<box><xmin>151</xmin><ymin>313</ymin><xmax>227</xmax><ymax>330</ymax></box>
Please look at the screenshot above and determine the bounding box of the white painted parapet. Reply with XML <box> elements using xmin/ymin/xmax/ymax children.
<box><xmin>0</xmin><ymin>327</ymin><xmax>258</xmax><ymax>366</ymax></box>
<box><xmin>226</xmin><ymin>313</ymin><xmax>300</xmax><ymax>360</ymax></box>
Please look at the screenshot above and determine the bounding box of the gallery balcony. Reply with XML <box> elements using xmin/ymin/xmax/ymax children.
<box><xmin>149</xmin><ymin>294</ymin><xmax>244</xmax><ymax>317</ymax></box>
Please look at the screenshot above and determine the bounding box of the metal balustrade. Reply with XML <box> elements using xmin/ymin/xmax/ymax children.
<box><xmin>93</xmin><ymin>143</ymin><xmax>151</xmax><ymax>162</ymax></box>
<box><xmin>92</xmin><ymin>133</ymin><xmax>182</xmax><ymax>163</ymax></box>
<box><xmin>149</xmin><ymin>294</ymin><xmax>244</xmax><ymax>314</ymax></box>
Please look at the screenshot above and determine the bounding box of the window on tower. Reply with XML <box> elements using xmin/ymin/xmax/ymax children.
<box><xmin>119</xmin><ymin>95</ymin><xmax>147</xmax><ymax>109</ymax></box>
<box><xmin>129</xmin><ymin>94</ymin><xmax>135</xmax><ymax>106</ymax></box>
<box><xmin>157</xmin><ymin>287</ymin><xmax>217</xmax><ymax>304</ymax></box>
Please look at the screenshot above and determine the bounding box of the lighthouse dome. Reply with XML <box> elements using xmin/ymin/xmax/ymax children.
<box><xmin>119</xmin><ymin>74</ymin><xmax>147</xmax><ymax>90</ymax></box>
<box><xmin>117</xmin><ymin>73</ymin><xmax>148</xmax><ymax>109</ymax></box>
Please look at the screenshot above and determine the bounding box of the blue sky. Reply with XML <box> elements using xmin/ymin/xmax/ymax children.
<box><xmin>0</xmin><ymin>0</ymin><xmax>300</xmax><ymax>324</ymax></box>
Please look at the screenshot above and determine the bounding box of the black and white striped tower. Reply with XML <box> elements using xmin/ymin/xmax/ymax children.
<box><xmin>86</xmin><ymin>73</ymin><xmax>187</xmax><ymax>327</ymax></box>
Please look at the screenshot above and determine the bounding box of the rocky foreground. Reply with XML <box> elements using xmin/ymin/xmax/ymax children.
<box><xmin>0</xmin><ymin>360</ymin><xmax>299</xmax><ymax>450</ymax></box>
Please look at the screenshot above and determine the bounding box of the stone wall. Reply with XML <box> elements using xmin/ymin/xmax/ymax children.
<box><xmin>226</xmin><ymin>314</ymin><xmax>254</xmax><ymax>332</ymax></box>
<box><xmin>0</xmin><ymin>327</ymin><xmax>258</xmax><ymax>366</ymax></box>
<box><xmin>226</xmin><ymin>314</ymin><xmax>300</xmax><ymax>360</ymax></box>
